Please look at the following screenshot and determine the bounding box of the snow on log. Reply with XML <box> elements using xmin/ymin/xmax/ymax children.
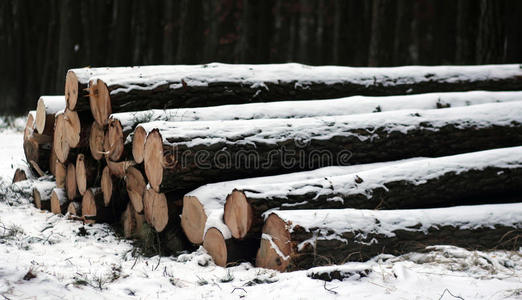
<box><xmin>225</xmin><ymin>146</ymin><xmax>522</xmax><ymax>239</ymax></box>
<box><xmin>88</xmin><ymin>63</ymin><xmax>522</xmax><ymax>126</ymax></box>
<box><xmin>126</xmin><ymin>90</ymin><xmax>522</xmax><ymax>164</ymax></box>
<box><xmin>125</xmin><ymin>166</ymin><xmax>146</xmax><ymax>213</ymax></box>
<box><xmin>35</xmin><ymin>96</ymin><xmax>66</xmax><ymax>135</ymax></box>
<box><xmin>256</xmin><ymin>203</ymin><xmax>522</xmax><ymax>271</ymax></box>
<box><xmin>203</xmin><ymin>227</ymin><xmax>259</xmax><ymax>267</ymax></box>
<box><xmin>50</xmin><ymin>188</ymin><xmax>68</xmax><ymax>214</ymax></box>
<box><xmin>75</xmin><ymin>153</ymin><xmax>99</xmax><ymax>196</ymax></box>
<box><xmin>65</xmin><ymin>67</ymin><xmax>114</xmax><ymax>111</ymax></box>
<box><xmin>180</xmin><ymin>159</ymin><xmax>415</xmax><ymax>244</ymax></box>
<box><xmin>306</xmin><ymin>264</ymin><xmax>372</xmax><ymax>282</ymax></box>
<box><xmin>65</xmin><ymin>163</ymin><xmax>78</xmax><ymax>200</ymax></box>
<box><xmin>142</xmin><ymin>101</ymin><xmax>522</xmax><ymax>193</ymax></box>
<box><xmin>32</xmin><ymin>180</ymin><xmax>56</xmax><ymax>211</ymax></box>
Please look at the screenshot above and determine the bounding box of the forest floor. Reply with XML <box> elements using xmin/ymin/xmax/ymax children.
<box><xmin>0</xmin><ymin>117</ymin><xmax>521</xmax><ymax>300</ymax></box>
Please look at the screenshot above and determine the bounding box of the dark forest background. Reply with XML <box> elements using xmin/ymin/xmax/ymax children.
<box><xmin>0</xmin><ymin>0</ymin><xmax>521</xmax><ymax>114</ymax></box>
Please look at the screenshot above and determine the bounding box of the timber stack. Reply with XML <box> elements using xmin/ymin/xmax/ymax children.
<box><xmin>11</xmin><ymin>63</ymin><xmax>522</xmax><ymax>271</ymax></box>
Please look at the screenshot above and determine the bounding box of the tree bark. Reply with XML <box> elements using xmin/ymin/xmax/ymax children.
<box><xmin>142</xmin><ymin>101</ymin><xmax>522</xmax><ymax>193</ymax></box>
<box><xmin>225</xmin><ymin>146</ymin><xmax>522</xmax><ymax>239</ymax></box>
<box><xmin>88</xmin><ymin>63</ymin><xmax>522</xmax><ymax>126</ymax></box>
<box><xmin>257</xmin><ymin>203</ymin><xmax>522</xmax><ymax>271</ymax></box>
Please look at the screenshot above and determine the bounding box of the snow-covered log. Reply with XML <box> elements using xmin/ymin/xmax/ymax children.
<box><xmin>256</xmin><ymin>203</ymin><xmax>522</xmax><ymax>271</ymax></box>
<box><xmin>125</xmin><ymin>90</ymin><xmax>522</xmax><ymax>163</ymax></box>
<box><xmin>181</xmin><ymin>159</ymin><xmax>422</xmax><ymax>244</ymax></box>
<box><xmin>65</xmin><ymin>67</ymin><xmax>113</xmax><ymax>111</ymax></box>
<box><xmin>142</xmin><ymin>101</ymin><xmax>522</xmax><ymax>193</ymax></box>
<box><xmin>35</xmin><ymin>96</ymin><xmax>66</xmax><ymax>135</ymax></box>
<box><xmin>88</xmin><ymin>63</ymin><xmax>522</xmax><ymax>126</ymax></box>
<box><xmin>32</xmin><ymin>180</ymin><xmax>56</xmax><ymax>211</ymax></box>
<box><xmin>202</xmin><ymin>227</ymin><xmax>259</xmax><ymax>267</ymax></box>
<box><xmin>50</xmin><ymin>188</ymin><xmax>68</xmax><ymax>214</ymax></box>
<box><xmin>225</xmin><ymin>146</ymin><xmax>522</xmax><ymax>239</ymax></box>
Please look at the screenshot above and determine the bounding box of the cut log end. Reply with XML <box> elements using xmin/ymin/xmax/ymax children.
<box><xmin>101</xmin><ymin>166</ymin><xmax>113</xmax><ymax>207</ymax></box>
<box><xmin>203</xmin><ymin>227</ymin><xmax>228</xmax><ymax>267</ymax></box>
<box><xmin>24</xmin><ymin>111</ymin><xmax>35</xmax><ymax>141</ymax></box>
<box><xmin>75</xmin><ymin>154</ymin><xmax>88</xmax><ymax>195</ymax></box>
<box><xmin>122</xmin><ymin>202</ymin><xmax>136</xmax><ymax>238</ymax></box>
<box><xmin>82</xmin><ymin>188</ymin><xmax>98</xmax><ymax>225</ymax></box>
<box><xmin>23</xmin><ymin>139</ymin><xmax>40</xmax><ymax>166</ymax></box>
<box><xmin>89</xmin><ymin>79</ymin><xmax>112</xmax><ymax>126</ymax></box>
<box><xmin>89</xmin><ymin>122</ymin><xmax>106</xmax><ymax>160</ymax></box>
<box><xmin>65</xmin><ymin>163</ymin><xmax>78</xmax><ymax>200</ymax></box>
<box><xmin>132</xmin><ymin>126</ymin><xmax>147</xmax><ymax>164</ymax></box>
<box><xmin>144</xmin><ymin>129</ymin><xmax>164</xmax><ymax>192</ymax></box>
<box><xmin>224</xmin><ymin>190</ymin><xmax>253</xmax><ymax>239</ymax></box>
<box><xmin>107</xmin><ymin>118</ymin><xmax>124</xmax><ymax>161</ymax></box>
<box><xmin>63</xmin><ymin>110</ymin><xmax>81</xmax><ymax>148</ymax></box>
<box><xmin>65</xmin><ymin>70</ymin><xmax>79</xmax><ymax>110</ymax></box>
<box><xmin>51</xmin><ymin>188</ymin><xmax>68</xmax><ymax>214</ymax></box>
<box><xmin>55</xmin><ymin>161</ymin><xmax>66</xmax><ymax>188</ymax></box>
<box><xmin>12</xmin><ymin>168</ymin><xmax>28</xmax><ymax>183</ymax></box>
<box><xmin>106</xmin><ymin>159</ymin><xmax>136</xmax><ymax>178</ymax></box>
<box><xmin>53</xmin><ymin>112</ymin><xmax>70</xmax><ymax>163</ymax></box>
<box><xmin>67</xmin><ymin>201</ymin><xmax>81</xmax><ymax>216</ymax></box>
<box><xmin>35</xmin><ymin>98</ymin><xmax>47</xmax><ymax>135</ymax></box>
<box><xmin>125</xmin><ymin>166</ymin><xmax>145</xmax><ymax>213</ymax></box>
<box><xmin>33</xmin><ymin>187</ymin><xmax>43</xmax><ymax>210</ymax></box>
<box><xmin>143</xmin><ymin>188</ymin><xmax>169</xmax><ymax>232</ymax></box>
<box><xmin>255</xmin><ymin>213</ymin><xmax>291</xmax><ymax>272</ymax></box>
<box><xmin>180</xmin><ymin>195</ymin><xmax>207</xmax><ymax>244</ymax></box>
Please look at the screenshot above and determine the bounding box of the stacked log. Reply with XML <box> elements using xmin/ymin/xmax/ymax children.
<box><xmin>139</xmin><ymin>101</ymin><xmax>522</xmax><ymax>194</ymax></box>
<box><xmin>13</xmin><ymin>63</ymin><xmax>522</xmax><ymax>272</ymax></box>
<box><xmin>256</xmin><ymin>203</ymin><xmax>522</xmax><ymax>271</ymax></box>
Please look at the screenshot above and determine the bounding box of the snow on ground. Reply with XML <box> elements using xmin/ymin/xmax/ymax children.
<box><xmin>0</xmin><ymin>120</ymin><xmax>521</xmax><ymax>299</ymax></box>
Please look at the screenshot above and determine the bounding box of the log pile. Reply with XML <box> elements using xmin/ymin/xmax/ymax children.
<box><xmin>13</xmin><ymin>63</ymin><xmax>522</xmax><ymax>271</ymax></box>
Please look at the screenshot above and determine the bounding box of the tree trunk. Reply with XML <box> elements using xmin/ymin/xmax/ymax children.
<box><xmin>257</xmin><ymin>203</ymin><xmax>522</xmax><ymax>271</ymax></box>
<box><xmin>35</xmin><ymin>96</ymin><xmax>65</xmax><ymax>136</ymax></box>
<box><xmin>368</xmin><ymin>0</ymin><xmax>396</xmax><ymax>66</ymax></box>
<box><xmin>225</xmin><ymin>146</ymin><xmax>522</xmax><ymax>239</ymax></box>
<box><xmin>50</xmin><ymin>187</ymin><xmax>68</xmax><ymax>214</ymax></box>
<box><xmin>88</xmin><ymin>63</ymin><xmax>522</xmax><ymax>126</ymax></box>
<box><xmin>203</xmin><ymin>227</ymin><xmax>259</xmax><ymax>267</ymax></box>
<box><xmin>476</xmin><ymin>0</ymin><xmax>504</xmax><ymax>64</ymax></box>
<box><xmin>142</xmin><ymin>101</ymin><xmax>522</xmax><ymax>193</ymax></box>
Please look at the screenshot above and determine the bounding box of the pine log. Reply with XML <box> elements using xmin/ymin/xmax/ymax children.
<box><xmin>50</xmin><ymin>188</ymin><xmax>68</xmax><ymax>214</ymax></box>
<box><xmin>224</xmin><ymin>146</ymin><xmax>522</xmax><ymax>239</ymax></box>
<box><xmin>23</xmin><ymin>138</ymin><xmax>51</xmax><ymax>175</ymax></box>
<box><xmin>101</xmin><ymin>166</ymin><xmax>127</xmax><ymax>207</ymax></box>
<box><xmin>65</xmin><ymin>67</ymin><xmax>113</xmax><ymax>111</ymax></box>
<box><xmin>128</xmin><ymin>90</ymin><xmax>522</xmax><ymax>164</ymax></box>
<box><xmin>142</xmin><ymin>187</ymin><xmax>180</xmax><ymax>232</ymax></box>
<box><xmin>142</xmin><ymin>101</ymin><xmax>522</xmax><ymax>193</ymax></box>
<box><xmin>32</xmin><ymin>180</ymin><xmax>56</xmax><ymax>211</ymax></box>
<box><xmin>35</xmin><ymin>96</ymin><xmax>66</xmax><ymax>136</ymax></box>
<box><xmin>55</xmin><ymin>160</ymin><xmax>66</xmax><ymax>188</ymax></box>
<box><xmin>63</xmin><ymin>110</ymin><xmax>92</xmax><ymax>149</ymax></box>
<box><xmin>125</xmin><ymin>166</ymin><xmax>146</xmax><ymax>213</ymax></box>
<box><xmin>203</xmin><ymin>227</ymin><xmax>259</xmax><ymax>267</ymax></box>
<box><xmin>180</xmin><ymin>158</ymin><xmax>426</xmax><ymax>243</ymax></box>
<box><xmin>65</xmin><ymin>163</ymin><xmax>78</xmax><ymax>200</ymax></box>
<box><xmin>121</xmin><ymin>202</ymin><xmax>137</xmax><ymax>238</ymax></box>
<box><xmin>89</xmin><ymin>122</ymin><xmax>106</xmax><ymax>161</ymax></box>
<box><xmin>67</xmin><ymin>201</ymin><xmax>81</xmax><ymax>217</ymax></box>
<box><xmin>75</xmin><ymin>153</ymin><xmax>100</xmax><ymax>196</ymax></box>
<box><xmin>88</xmin><ymin>63</ymin><xmax>522</xmax><ymax>126</ymax></box>
<box><xmin>12</xmin><ymin>166</ymin><xmax>33</xmax><ymax>183</ymax></box>
<box><xmin>24</xmin><ymin>111</ymin><xmax>36</xmax><ymax>142</ymax></box>
<box><xmin>82</xmin><ymin>187</ymin><xmax>125</xmax><ymax>224</ymax></box>
<box><xmin>52</xmin><ymin>111</ymin><xmax>71</xmax><ymax>163</ymax></box>
<box><xmin>105</xmin><ymin>158</ymin><xmax>135</xmax><ymax>178</ymax></box>
<box><xmin>256</xmin><ymin>203</ymin><xmax>522</xmax><ymax>272</ymax></box>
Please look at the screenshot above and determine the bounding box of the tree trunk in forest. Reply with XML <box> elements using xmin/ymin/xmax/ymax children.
<box><xmin>368</xmin><ymin>0</ymin><xmax>396</xmax><ymax>66</ymax></box>
<box><xmin>256</xmin><ymin>203</ymin><xmax>522</xmax><ymax>271</ymax></box>
<box><xmin>176</xmin><ymin>0</ymin><xmax>204</xmax><ymax>64</ymax></box>
<box><xmin>456</xmin><ymin>0</ymin><xmax>478</xmax><ymax>64</ymax></box>
<box><xmin>476</xmin><ymin>0</ymin><xmax>504</xmax><ymax>64</ymax></box>
<box><xmin>56</xmin><ymin>0</ymin><xmax>82</xmax><ymax>93</ymax></box>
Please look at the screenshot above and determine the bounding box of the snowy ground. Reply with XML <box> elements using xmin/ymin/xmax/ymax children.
<box><xmin>0</xmin><ymin>118</ymin><xmax>521</xmax><ymax>299</ymax></box>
